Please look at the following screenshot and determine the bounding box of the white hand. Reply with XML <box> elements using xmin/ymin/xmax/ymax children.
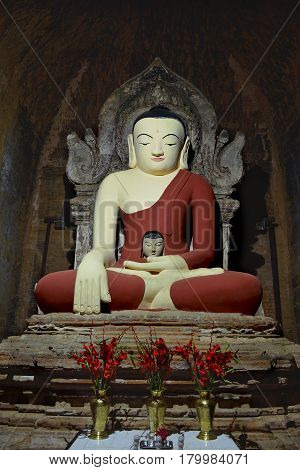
<box><xmin>123</xmin><ymin>255</ymin><xmax>188</xmax><ymax>272</ymax></box>
<box><xmin>73</xmin><ymin>254</ymin><xmax>111</xmax><ymax>314</ymax></box>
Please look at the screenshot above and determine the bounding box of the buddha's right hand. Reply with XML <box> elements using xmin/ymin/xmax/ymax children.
<box><xmin>73</xmin><ymin>251</ymin><xmax>111</xmax><ymax>314</ymax></box>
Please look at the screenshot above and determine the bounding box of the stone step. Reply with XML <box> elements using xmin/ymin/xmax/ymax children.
<box><xmin>1</xmin><ymin>425</ymin><xmax>299</xmax><ymax>450</ymax></box>
<box><xmin>0</xmin><ymin>310</ymin><xmax>298</xmax><ymax>451</ymax></box>
<box><xmin>27</xmin><ymin>311</ymin><xmax>282</xmax><ymax>335</ymax></box>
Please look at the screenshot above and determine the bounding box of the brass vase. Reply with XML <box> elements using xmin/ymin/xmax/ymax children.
<box><xmin>146</xmin><ymin>389</ymin><xmax>167</xmax><ymax>433</ymax></box>
<box><xmin>89</xmin><ymin>389</ymin><xmax>111</xmax><ymax>439</ymax></box>
<box><xmin>194</xmin><ymin>390</ymin><xmax>217</xmax><ymax>440</ymax></box>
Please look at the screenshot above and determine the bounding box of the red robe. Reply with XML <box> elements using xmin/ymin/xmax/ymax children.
<box><xmin>35</xmin><ymin>170</ymin><xmax>262</xmax><ymax>314</ymax></box>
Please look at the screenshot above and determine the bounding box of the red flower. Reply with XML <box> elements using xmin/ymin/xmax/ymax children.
<box><xmin>68</xmin><ymin>331</ymin><xmax>127</xmax><ymax>394</ymax></box>
<box><xmin>132</xmin><ymin>329</ymin><xmax>174</xmax><ymax>391</ymax></box>
<box><xmin>173</xmin><ymin>335</ymin><xmax>238</xmax><ymax>391</ymax></box>
<box><xmin>174</xmin><ymin>345</ymin><xmax>190</xmax><ymax>360</ymax></box>
<box><xmin>155</xmin><ymin>427</ymin><xmax>169</xmax><ymax>441</ymax></box>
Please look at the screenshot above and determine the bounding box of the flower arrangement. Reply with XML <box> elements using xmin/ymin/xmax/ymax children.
<box><xmin>174</xmin><ymin>334</ymin><xmax>239</xmax><ymax>392</ymax></box>
<box><xmin>68</xmin><ymin>331</ymin><xmax>127</xmax><ymax>395</ymax></box>
<box><xmin>131</xmin><ymin>329</ymin><xmax>174</xmax><ymax>392</ymax></box>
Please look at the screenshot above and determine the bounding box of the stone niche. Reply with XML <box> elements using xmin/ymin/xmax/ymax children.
<box><xmin>66</xmin><ymin>57</ymin><xmax>245</xmax><ymax>271</ymax></box>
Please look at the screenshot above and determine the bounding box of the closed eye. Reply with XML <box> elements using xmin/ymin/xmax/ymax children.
<box><xmin>166</xmin><ymin>143</ymin><xmax>177</xmax><ymax>146</ymax></box>
<box><xmin>140</xmin><ymin>143</ymin><xmax>150</xmax><ymax>146</ymax></box>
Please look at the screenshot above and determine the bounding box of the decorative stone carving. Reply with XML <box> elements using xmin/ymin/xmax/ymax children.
<box><xmin>70</xmin><ymin>184</ymin><xmax>98</xmax><ymax>268</ymax></box>
<box><xmin>66</xmin><ymin>58</ymin><xmax>245</xmax><ymax>268</ymax></box>
<box><xmin>212</xmin><ymin>130</ymin><xmax>245</xmax><ymax>195</ymax></box>
<box><xmin>66</xmin><ymin>129</ymin><xmax>111</xmax><ymax>185</ymax></box>
<box><xmin>217</xmin><ymin>198</ymin><xmax>240</xmax><ymax>270</ymax></box>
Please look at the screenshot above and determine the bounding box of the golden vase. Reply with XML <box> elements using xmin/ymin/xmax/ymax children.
<box><xmin>89</xmin><ymin>389</ymin><xmax>111</xmax><ymax>439</ymax></box>
<box><xmin>146</xmin><ymin>389</ymin><xmax>167</xmax><ymax>433</ymax></box>
<box><xmin>194</xmin><ymin>390</ymin><xmax>217</xmax><ymax>440</ymax></box>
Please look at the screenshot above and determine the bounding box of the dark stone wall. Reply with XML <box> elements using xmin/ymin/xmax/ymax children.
<box><xmin>0</xmin><ymin>111</ymin><xmax>36</xmax><ymax>337</ymax></box>
<box><xmin>0</xmin><ymin>0</ymin><xmax>299</xmax><ymax>340</ymax></box>
<box><xmin>282</xmin><ymin>121</ymin><xmax>300</xmax><ymax>337</ymax></box>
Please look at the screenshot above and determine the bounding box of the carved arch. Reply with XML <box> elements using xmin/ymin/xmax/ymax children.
<box><xmin>67</xmin><ymin>58</ymin><xmax>245</xmax><ymax>269</ymax></box>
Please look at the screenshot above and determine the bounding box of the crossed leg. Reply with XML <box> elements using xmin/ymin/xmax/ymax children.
<box><xmin>35</xmin><ymin>269</ymin><xmax>145</xmax><ymax>313</ymax></box>
<box><xmin>35</xmin><ymin>267</ymin><xmax>262</xmax><ymax>316</ymax></box>
<box><xmin>170</xmin><ymin>270</ymin><xmax>262</xmax><ymax>315</ymax></box>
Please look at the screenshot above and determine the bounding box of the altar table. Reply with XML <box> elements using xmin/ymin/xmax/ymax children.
<box><xmin>67</xmin><ymin>430</ymin><xmax>240</xmax><ymax>450</ymax></box>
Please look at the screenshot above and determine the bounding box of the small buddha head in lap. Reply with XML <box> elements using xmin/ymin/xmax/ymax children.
<box><xmin>128</xmin><ymin>105</ymin><xmax>190</xmax><ymax>176</ymax></box>
<box><xmin>142</xmin><ymin>231</ymin><xmax>165</xmax><ymax>258</ymax></box>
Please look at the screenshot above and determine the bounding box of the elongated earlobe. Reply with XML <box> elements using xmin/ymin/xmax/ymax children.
<box><xmin>128</xmin><ymin>134</ymin><xmax>137</xmax><ymax>168</ymax></box>
<box><xmin>179</xmin><ymin>136</ymin><xmax>190</xmax><ymax>169</ymax></box>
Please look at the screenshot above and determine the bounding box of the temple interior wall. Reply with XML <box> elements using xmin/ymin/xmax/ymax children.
<box><xmin>0</xmin><ymin>0</ymin><xmax>298</xmax><ymax>341</ymax></box>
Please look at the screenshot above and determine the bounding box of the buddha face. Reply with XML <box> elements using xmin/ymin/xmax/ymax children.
<box><xmin>142</xmin><ymin>231</ymin><xmax>164</xmax><ymax>257</ymax></box>
<box><xmin>131</xmin><ymin>117</ymin><xmax>187</xmax><ymax>175</ymax></box>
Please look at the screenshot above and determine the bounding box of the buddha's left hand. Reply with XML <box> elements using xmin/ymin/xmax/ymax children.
<box><xmin>123</xmin><ymin>255</ymin><xmax>189</xmax><ymax>272</ymax></box>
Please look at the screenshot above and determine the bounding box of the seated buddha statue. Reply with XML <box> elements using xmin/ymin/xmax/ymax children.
<box><xmin>35</xmin><ymin>106</ymin><xmax>262</xmax><ymax>315</ymax></box>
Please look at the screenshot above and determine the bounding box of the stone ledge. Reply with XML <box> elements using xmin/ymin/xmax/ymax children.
<box><xmin>27</xmin><ymin>311</ymin><xmax>282</xmax><ymax>336</ymax></box>
<box><xmin>0</xmin><ymin>407</ymin><xmax>295</xmax><ymax>430</ymax></box>
<box><xmin>0</xmin><ymin>335</ymin><xmax>296</xmax><ymax>369</ymax></box>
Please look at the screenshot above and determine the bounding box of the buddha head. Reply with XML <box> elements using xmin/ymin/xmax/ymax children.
<box><xmin>141</xmin><ymin>230</ymin><xmax>165</xmax><ymax>258</ymax></box>
<box><xmin>128</xmin><ymin>105</ymin><xmax>190</xmax><ymax>176</ymax></box>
